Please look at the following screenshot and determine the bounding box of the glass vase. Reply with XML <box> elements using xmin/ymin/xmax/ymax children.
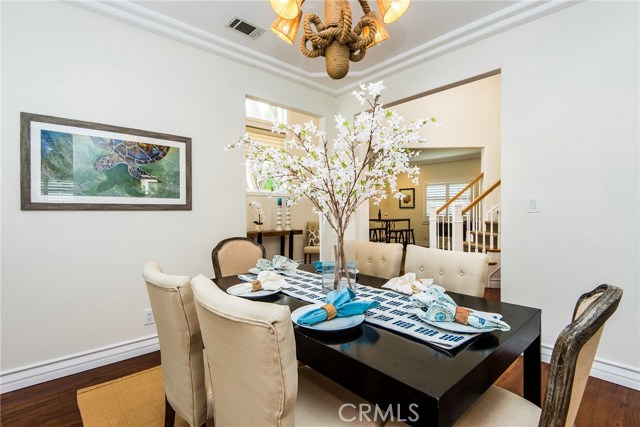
<box><xmin>321</xmin><ymin>231</ymin><xmax>357</xmax><ymax>293</ymax></box>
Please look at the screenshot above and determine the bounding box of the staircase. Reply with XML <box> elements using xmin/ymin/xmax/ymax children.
<box><xmin>429</xmin><ymin>174</ymin><xmax>502</xmax><ymax>288</ymax></box>
<box><xmin>464</xmin><ymin>220</ymin><xmax>500</xmax><ymax>253</ymax></box>
<box><xmin>465</xmin><ymin>220</ymin><xmax>501</xmax><ymax>288</ymax></box>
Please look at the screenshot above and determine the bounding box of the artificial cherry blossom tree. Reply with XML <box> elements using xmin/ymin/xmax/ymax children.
<box><xmin>228</xmin><ymin>82</ymin><xmax>437</xmax><ymax>289</ymax></box>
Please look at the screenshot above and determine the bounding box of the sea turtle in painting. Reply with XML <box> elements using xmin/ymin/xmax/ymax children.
<box><xmin>91</xmin><ymin>137</ymin><xmax>170</xmax><ymax>181</ymax></box>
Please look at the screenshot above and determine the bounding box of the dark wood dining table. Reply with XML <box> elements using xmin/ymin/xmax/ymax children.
<box><xmin>213</xmin><ymin>265</ymin><xmax>541</xmax><ymax>427</ymax></box>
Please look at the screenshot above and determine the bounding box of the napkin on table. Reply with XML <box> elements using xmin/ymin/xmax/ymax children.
<box><xmin>382</xmin><ymin>273</ymin><xmax>434</xmax><ymax>295</ymax></box>
<box><xmin>256</xmin><ymin>255</ymin><xmax>299</xmax><ymax>276</ymax></box>
<box><xmin>296</xmin><ymin>288</ymin><xmax>380</xmax><ymax>326</ymax></box>
<box><xmin>227</xmin><ymin>271</ymin><xmax>289</xmax><ymax>295</ymax></box>
<box><xmin>410</xmin><ymin>285</ymin><xmax>510</xmax><ymax>331</ymax></box>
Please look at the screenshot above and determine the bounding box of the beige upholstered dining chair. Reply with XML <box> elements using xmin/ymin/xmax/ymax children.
<box><xmin>404</xmin><ymin>245</ymin><xmax>488</xmax><ymax>297</ymax></box>
<box><xmin>190</xmin><ymin>274</ymin><xmax>380</xmax><ymax>427</ymax></box>
<box><xmin>211</xmin><ymin>237</ymin><xmax>265</xmax><ymax>279</ymax></box>
<box><xmin>355</xmin><ymin>241</ymin><xmax>404</xmax><ymax>280</ymax></box>
<box><xmin>453</xmin><ymin>284</ymin><xmax>623</xmax><ymax>427</ymax></box>
<box><xmin>303</xmin><ymin>221</ymin><xmax>320</xmax><ymax>263</ymax></box>
<box><xmin>142</xmin><ymin>261</ymin><xmax>212</xmax><ymax>427</ymax></box>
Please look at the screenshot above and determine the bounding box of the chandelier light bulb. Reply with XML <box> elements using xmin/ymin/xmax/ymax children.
<box><xmin>270</xmin><ymin>0</ymin><xmax>300</xmax><ymax>20</ymax></box>
<box><xmin>361</xmin><ymin>11</ymin><xmax>389</xmax><ymax>48</ymax></box>
<box><xmin>377</xmin><ymin>0</ymin><xmax>411</xmax><ymax>24</ymax></box>
<box><xmin>271</xmin><ymin>10</ymin><xmax>302</xmax><ymax>44</ymax></box>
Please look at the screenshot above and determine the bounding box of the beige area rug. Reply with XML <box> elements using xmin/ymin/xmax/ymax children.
<box><xmin>77</xmin><ymin>366</ymin><xmax>189</xmax><ymax>427</ymax></box>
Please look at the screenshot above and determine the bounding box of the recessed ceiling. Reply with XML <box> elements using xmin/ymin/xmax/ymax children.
<box><xmin>77</xmin><ymin>0</ymin><xmax>574</xmax><ymax>95</ymax></box>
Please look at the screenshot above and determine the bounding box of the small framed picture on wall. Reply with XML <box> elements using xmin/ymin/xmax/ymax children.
<box><xmin>399</xmin><ymin>188</ymin><xmax>415</xmax><ymax>209</ymax></box>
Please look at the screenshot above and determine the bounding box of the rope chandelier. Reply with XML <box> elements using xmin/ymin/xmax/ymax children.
<box><xmin>270</xmin><ymin>0</ymin><xmax>411</xmax><ymax>79</ymax></box>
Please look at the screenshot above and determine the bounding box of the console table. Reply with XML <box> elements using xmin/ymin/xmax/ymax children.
<box><xmin>246</xmin><ymin>229</ymin><xmax>303</xmax><ymax>258</ymax></box>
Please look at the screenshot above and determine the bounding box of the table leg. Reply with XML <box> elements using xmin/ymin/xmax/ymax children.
<box><xmin>257</xmin><ymin>233</ymin><xmax>263</xmax><ymax>245</ymax></box>
<box><xmin>523</xmin><ymin>335</ymin><xmax>541</xmax><ymax>406</ymax></box>
<box><xmin>279</xmin><ymin>236</ymin><xmax>285</xmax><ymax>256</ymax></box>
<box><xmin>288</xmin><ymin>232</ymin><xmax>294</xmax><ymax>258</ymax></box>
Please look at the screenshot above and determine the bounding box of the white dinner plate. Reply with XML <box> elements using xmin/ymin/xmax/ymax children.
<box><xmin>424</xmin><ymin>320</ymin><xmax>491</xmax><ymax>334</ymax></box>
<box><xmin>291</xmin><ymin>304</ymin><xmax>364</xmax><ymax>331</ymax></box>
<box><xmin>226</xmin><ymin>287</ymin><xmax>280</xmax><ymax>299</ymax></box>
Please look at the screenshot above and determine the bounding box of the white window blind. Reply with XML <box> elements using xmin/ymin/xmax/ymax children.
<box><xmin>426</xmin><ymin>182</ymin><xmax>471</xmax><ymax>216</ymax></box>
<box><xmin>245</xmin><ymin>99</ymin><xmax>287</xmax><ymax>191</ymax></box>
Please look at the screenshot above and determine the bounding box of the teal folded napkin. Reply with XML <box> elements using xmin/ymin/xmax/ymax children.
<box><xmin>296</xmin><ymin>288</ymin><xmax>379</xmax><ymax>326</ymax></box>
<box><xmin>410</xmin><ymin>285</ymin><xmax>510</xmax><ymax>331</ymax></box>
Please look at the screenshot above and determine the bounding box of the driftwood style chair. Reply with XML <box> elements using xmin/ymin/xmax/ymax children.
<box><xmin>211</xmin><ymin>237</ymin><xmax>265</xmax><ymax>279</ymax></box>
<box><xmin>454</xmin><ymin>284</ymin><xmax>623</xmax><ymax>427</ymax></box>
<box><xmin>142</xmin><ymin>261</ymin><xmax>212</xmax><ymax>427</ymax></box>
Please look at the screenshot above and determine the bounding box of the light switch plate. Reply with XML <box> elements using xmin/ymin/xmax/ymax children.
<box><xmin>527</xmin><ymin>196</ymin><xmax>540</xmax><ymax>213</ymax></box>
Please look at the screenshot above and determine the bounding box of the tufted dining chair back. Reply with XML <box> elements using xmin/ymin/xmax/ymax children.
<box><xmin>355</xmin><ymin>241</ymin><xmax>404</xmax><ymax>280</ymax></box>
<box><xmin>142</xmin><ymin>261</ymin><xmax>210</xmax><ymax>427</ymax></box>
<box><xmin>190</xmin><ymin>274</ymin><xmax>380</xmax><ymax>427</ymax></box>
<box><xmin>211</xmin><ymin>237</ymin><xmax>265</xmax><ymax>279</ymax></box>
<box><xmin>404</xmin><ymin>245</ymin><xmax>488</xmax><ymax>297</ymax></box>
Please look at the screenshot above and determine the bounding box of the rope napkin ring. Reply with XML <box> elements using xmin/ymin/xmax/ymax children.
<box><xmin>251</xmin><ymin>280</ymin><xmax>262</xmax><ymax>292</ymax></box>
<box><xmin>322</xmin><ymin>304</ymin><xmax>338</xmax><ymax>320</ymax></box>
<box><xmin>454</xmin><ymin>307</ymin><xmax>472</xmax><ymax>325</ymax></box>
<box><xmin>410</xmin><ymin>283</ymin><xmax>424</xmax><ymax>294</ymax></box>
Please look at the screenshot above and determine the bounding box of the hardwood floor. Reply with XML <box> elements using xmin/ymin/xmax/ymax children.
<box><xmin>2</xmin><ymin>287</ymin><xmax>638</xmax><ymax>426</ymax></box>
<box><xmin>0</xmin><ymin>352</ymin><xmax>160</xmax><ymax>427</ymax></box>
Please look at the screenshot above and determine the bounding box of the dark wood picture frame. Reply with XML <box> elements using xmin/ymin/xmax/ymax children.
<box><xmin>20</xmin><ymin>112</ymin><xmax>192</xmax><ymax>210</ymax></box>
<box><xmin>399</xmin><ymin>188</ymin><xmax>415</xmax><ymax>209</ymax></box>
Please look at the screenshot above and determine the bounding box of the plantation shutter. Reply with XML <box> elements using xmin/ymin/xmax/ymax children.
<box><xmin>426</xmin><ymin>182</ymin><xmax>471</xmax><ymax>216</ymax></box>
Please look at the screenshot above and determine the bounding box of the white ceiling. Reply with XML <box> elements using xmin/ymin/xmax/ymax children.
<box><xmin>79</xmin><ymin>0</ymin><xmax>572</xmax><ymax>95</ymax></box>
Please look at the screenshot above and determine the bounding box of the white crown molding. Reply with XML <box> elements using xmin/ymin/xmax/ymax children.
<box><xmin>332</xmin><ymin>0</ymin><xmax>580</xmax><ymax>95</ymax></box>
<box><xmin>0</xmin><ymin>335</ymin><xmax>159</xmax><ymax>393</ymax></box>
<box><xmin>67</xmin><ymin>0</ymin><xmax>579</xmax><ymax>97</ymax></box>
<box><xmin>66</xmin><ymin>0</ymin><xmax>338</xmax><ymax>95</ymax></box>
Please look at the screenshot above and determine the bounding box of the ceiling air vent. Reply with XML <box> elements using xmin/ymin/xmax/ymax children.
<box><xmin>226</xmin><ymin>17</ymin><xmax>265</xmax><ymax>40</ymax></box>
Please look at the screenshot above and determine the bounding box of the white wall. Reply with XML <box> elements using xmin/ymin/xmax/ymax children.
<box><xmin>0</xmin><ymin>0</ymin><xmax>334</xmax><ymax>386</ymax></box>
<box><xmin>341</xmin><ymin>1</ymin><xmax>640</xmax><ymax>387</ymax></box>
<box><xmin>393</xmin><ymin>74</ymin><xmax>501</xmax><ymax>186</ymax></box>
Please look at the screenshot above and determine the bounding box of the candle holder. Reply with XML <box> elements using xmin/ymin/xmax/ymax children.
<box><xmin>275</xmin><ymin>205</ymin><xmax>283</xmax><ymax>231</ymax></box>
<box><xmin>285</xmin><ymin>201</ymin><xmax>291</xmax><ymax>230</ymax></box>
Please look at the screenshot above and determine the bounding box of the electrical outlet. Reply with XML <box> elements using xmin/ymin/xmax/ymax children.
<box><xmin>144</xmin><ymin>308</ymin><xmax>155</xmax><ymax>326</ymax></box>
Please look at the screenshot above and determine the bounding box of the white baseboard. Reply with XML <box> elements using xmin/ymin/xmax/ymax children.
<box><xmin>0</xmin><ymin>335</ymin><xmax>159</xmax><ymax>393</ymax></box>
<box><xmin>541</xmin><ymin>344</ymin><xmax>640</xmax><ymax>391</ymax></box>
<box><xmin>2</xmin><ymin>337</ymin><xmax>638</xmax><ymax>393</ymax></box>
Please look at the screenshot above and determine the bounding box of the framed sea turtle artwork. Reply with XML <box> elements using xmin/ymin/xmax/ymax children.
<box><xmin>20</xmin><ymin>113</ymin><xmax>191</xmax><ymax>210</ymax></box>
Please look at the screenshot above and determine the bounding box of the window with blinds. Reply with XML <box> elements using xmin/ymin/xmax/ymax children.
<box><xmin>426</xmin><ymin>182</ymin><xmax>471</xmax><ymax>217</ymax></box>
<box><xmin>245</xmin><ymin>99</ymin><xmax>287</xmax><ymax>191</ymax></box>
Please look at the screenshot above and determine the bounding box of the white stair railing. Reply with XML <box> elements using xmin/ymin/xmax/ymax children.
<box><xmin>429</xmin><ymin>176</ymin><xmax>502</xmax><ymax>254</ymax></box>
<box><xmin>462</xmin><ymin>180</ymin><xmax>501</xmax><ymax>253</ymax></box>
<box><xmin>429</xmin><ymin>173</ymin><xmax>483</xmax><ymax>251</ymax></box>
